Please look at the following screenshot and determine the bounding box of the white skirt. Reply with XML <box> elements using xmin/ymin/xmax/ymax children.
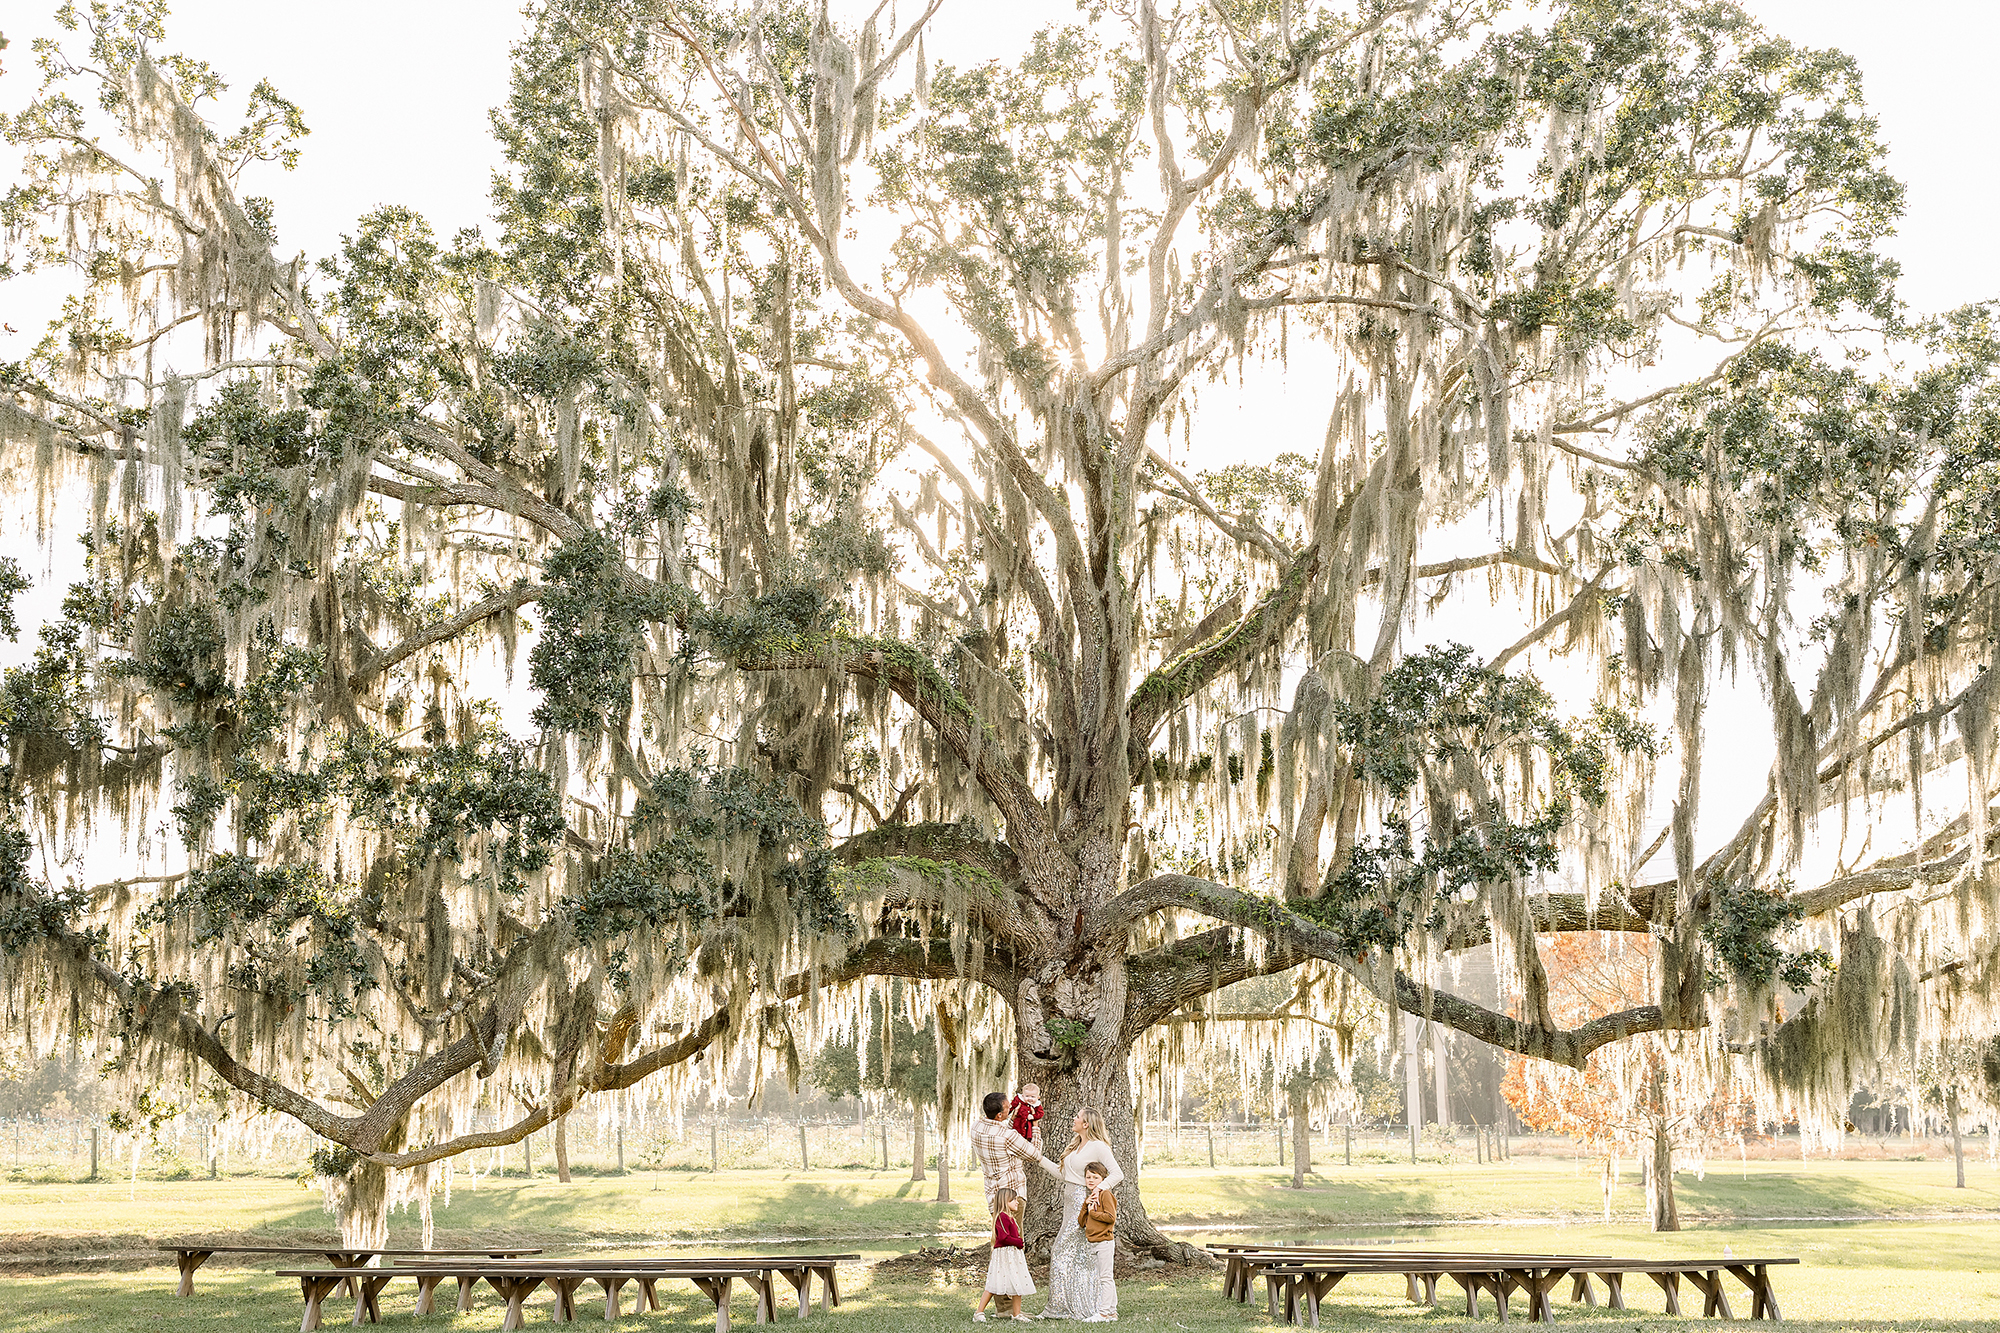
<box><xmin>985</xmin><ymin>1245</ymin><xmax>1036</xmax><ymax>1297</ymax></box>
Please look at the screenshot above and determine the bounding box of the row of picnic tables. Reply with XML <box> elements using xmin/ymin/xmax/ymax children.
<box><xmin>1212</xmin><ymin>1243</ymin><xmax>1797</xmax><ymax>1326</ymax></box>
<box><xmin>160</xmin><ymin>1243</ymin><xmax>859</xmax><ymax>1333</ymax></box>
<box><xmin>160</xmin><ymin>1236</ymin><xmax>1797</xmax><ymax>1330</ymax></box>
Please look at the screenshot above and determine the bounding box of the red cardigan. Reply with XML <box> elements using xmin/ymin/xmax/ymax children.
<box><xmin>993</xmin><ymin>1211</ymin><xmax>1024</xmax><ymax>1250</ymax></box>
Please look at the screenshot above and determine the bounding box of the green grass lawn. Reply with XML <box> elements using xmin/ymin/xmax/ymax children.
<box><xmin>1</xmin><ymin>1161</ymin><xmax>1995</xmax><ymax>1332</ymax></box>
<box><xmin>4</xmin><ymin>1157</ymin><xmax>1992</xmax><ymax>1250</ymax></box>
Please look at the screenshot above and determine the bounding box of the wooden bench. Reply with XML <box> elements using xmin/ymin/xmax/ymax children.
<box><xmin>1252</xmin><ymin>1255</ymin><xmax>1587</xmax><ymax>1326</ymax></box>
<box><xmin>158</xmin><ymin>1243</ymin><xmax>541</xmax><ymax>1296</ymax></box>
<box><xmin>1217</xmin><ymin>1245</ymin><xmax>1798</xmax><ymax>1326</ymax></box>
<box><xmin>1565</xmin><ymin>1258</ymin><xmax>1798</xmax><ymax>1321</ymax></box>
<box><xmin>1213</xmin><ymin>1246</ymin><xmax>1611</xmax><ymax>1309</ymax></box>
<box><xmin>278</xmin><ymin>1253</ymin><xmax>859</xmax><ymax>1333</ymax></box>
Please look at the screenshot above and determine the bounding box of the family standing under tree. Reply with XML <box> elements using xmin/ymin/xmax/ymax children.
<box><xmin>972</xmin><ymin>1090</ymin><xmax>1123</xmax><ymax>1321</ymax></box>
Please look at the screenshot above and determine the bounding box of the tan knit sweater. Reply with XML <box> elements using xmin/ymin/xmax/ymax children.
<box><xmin>1078</xmin><ymin>1187</ymin><xmax>1117</xmax><ymax>1243</ymax></box>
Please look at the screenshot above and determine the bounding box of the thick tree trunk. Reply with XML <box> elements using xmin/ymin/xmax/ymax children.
<box><xmin>1946</xmin><ymin>1087</ymin><xmax>1965</xmax><ymax>1188</ymax></box>
<box><xmin>911</xmin><ymin>1108</ymin><xmax>926</xmax><ymax>1182</ymax></box>
<box><xmin>1290</xmin><ymin>1087</ymin><xmax>1311</xmax><ymax>1189</ymax></box>
<box><xmin>326</xmin><ymin>1158</ymin><xmax>393</xmax><ymax>1248</ymax></box>
<box><xmin>322</xmin><ymin>1113</ymin><xmax>413</xmax><ymax>1246</ymax></box>
<box><xmin>935</xmin><ymin>1101</ymin><xmax>953</xmax><ymax>1202</ymax></box>
<box><xmin>1647</xmin><ymin>1119</ymin><xmax>1679</xmax><ymax>1231</ymax></box>
<box><xmin>935</xmin><ymin>1030</ymin><xmax>956</xmax><ymax>1202</ymax></box>
<box><xmin>1017</xmin><ymin>992</ymin><xmax>1206</xmax><ymax>1263</ymax></box>
<box><xmin>554</xmin><ymin>1115</ymin><xmax>572</xmax><ymax>1183</ymax></box>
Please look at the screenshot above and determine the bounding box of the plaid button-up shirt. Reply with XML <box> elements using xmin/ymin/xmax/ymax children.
<box><xmin>971</xmin><ymin>1115</ymin><xmax>1041</xmax><ymax>1210</ymax></box>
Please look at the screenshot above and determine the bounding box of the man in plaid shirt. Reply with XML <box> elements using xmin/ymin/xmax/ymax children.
<box><xmin>973</xmin><ymin>1090</ymin><xmax>1058</xmax><ymax>1217</ymax></box>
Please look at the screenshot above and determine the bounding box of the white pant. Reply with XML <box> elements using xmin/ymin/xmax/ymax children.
<box><xmin>1091</xmin><ymin>1240</ymin><xmax>1116</xmax><ymax>1317</ymax></box>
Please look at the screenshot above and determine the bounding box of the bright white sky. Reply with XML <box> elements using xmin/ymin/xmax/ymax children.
<box><xmin>0</xmin><ymin>1</ymin><xmax>1984</xmax><ymax>882</ymax></box>
<box><xmin>2</xmin><ymin>0</ymin><xmax>1988</xmax><ymax>408</ymax></box>
<box><xmin>2</xmin><ymin>1</ymin><xmax>1994</xmax><ymax>314</ymax></box>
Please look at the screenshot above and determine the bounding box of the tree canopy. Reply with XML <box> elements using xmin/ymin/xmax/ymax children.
<box><xmin>2</xmin><ymin>0</ymin><xmax>1997</xmax><ymax>1253</ymax></box>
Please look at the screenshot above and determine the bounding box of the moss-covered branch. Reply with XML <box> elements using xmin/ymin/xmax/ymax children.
<box><xmin>1117</xmin><ymin>872</ymin><xmax>1685</xmax><ymax>1069</ymax></box>
<box><xmin>733</xmin><ymin>634</ymin><xmax>1062</xmax><ymax>877</ymax></box>
<box><xmin>1125</xmin><ymin>545</ymin><xmax>1320</xmax><ymax>773</ymax></box>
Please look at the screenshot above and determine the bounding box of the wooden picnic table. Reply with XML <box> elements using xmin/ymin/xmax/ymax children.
<box><xmin>157</xmin><ymin>1242</ymin><xmax>542</xmax><ymax>1296</ymax></box>
<box><xmin>277</xmin><ymin>1253</ymin><xmax>860</xmax><ymax>1333</ymax></box>
<box><xmin>384</xmin><ymin>1254</ymin><xmax>858</xmax><ymax>1321</ymax></box>
<box><xmin>1564</xmin><ymin>1258</ymin><xmax>1799</xmax><ymax>1321</ymax></box>
<box><xmin>1227</xmin><ymin>1247</ymin><xmax>1798</xmax><ymax>1326</ymax></box>
<box><xmin>1252</xmin><ymin>1255</ymin><xmax>1587</xmax><ymax>1326</ymax></box>
<box><xmin>1212</xmin><ymin>1246</ymin><xmax>1613</xmax><ymax>1308</ymax></box>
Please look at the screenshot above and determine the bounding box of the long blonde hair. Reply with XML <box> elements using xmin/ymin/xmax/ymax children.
<box><xmin>1062</xmin><ymin>1108</ymin><xmax>1110</xmax><ymax>1163</ymax></box>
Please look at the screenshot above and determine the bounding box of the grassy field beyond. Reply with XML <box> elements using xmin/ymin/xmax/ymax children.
<box><xmin>0</xmin><ymin>1160</ymin><xmax>1994</xmax><ymax>1333</ymax></box>
<box><xmin>3</xmin><ymin>1157</ymin><xmax>1993</xmax><ymax>1250</ymax></box>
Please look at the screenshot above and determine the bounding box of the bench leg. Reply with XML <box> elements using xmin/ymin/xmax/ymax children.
<box><xmin>456</xmin><ymin>1275</ymin><xmax>477</xmax><ymax>1313</ymax></box>
<box><xmin>777</xmin><ymin>1266</ymin><xmax>809</xmax><ymax>1318</ymax></box>
<box><xmin>1605</xmin><ymin>1274</ymin><xmax>1626</xmax><ymax>1311</ymax></box>
<box><xmin>301</xmin><ymin>1276</ymin><xmax>339</xmax><ymax>1333</ymax></box>
<box><xmin>817</xmin><ymin>1264</ymin><xmax>837</xmax><ymax>1312</ymax></box>
<box><xmin>351</xmin><ymin>1275</ymin><xmax>392</xmax><ymax>1327</ymax></box>
<box><xmin>1573</xmin><ymin>1273</ymin><xmax>1596</xmax><ymax>1305</ymax></box>
<box><xmin>599</xmin><ymin>1276</ymin><xmax>623</xmax><ymax>1319</ymax></box>
<box><xmin>322</xmin><ymin>1253</ymin><xmax>365</xmax><ymax>1301</ymax></box>
<box><xmin>496</xmin><ymin>1277</ymin><xmax>543</xmax><ymax>1333</ymax></box>
<box><xmin>1528</xmin><ymin>1273</ymin><xmax>1563</xmax><ymax>1323</ymax></box>
<box><xmin>415</xmin><ymin>1276</ymin><xmax>439</xmax><ymax>1316</ymax></box>
<box><xmin>1729</xmin><ymin>1264</ymin><xmax>1781</xmax><ymax>1321</ymax></box>
<box><xmin>702</xmin><ymin>1274</ymin><xmax>735</xmax><ymax>1333</ymax></box>
<box><xmin>1649</xmin><ymin>1271</ymin><xmax>1683</xmax><ymax>1316</ymax></box>
<box><xmin>1312</xmin><ymin>1273</ymin><xmax>1346</xmax><ymax>1328</ymax></box>
<box><xmin>1405</xmin><ymin>1272</ymin><xmax>1423</xmax><ymax>1305</ymax></box>
<box><xmin>1696</xmin><ymin>1269</ymin><xmax>1734</xmax><ymax>1320</ymax></box>
<box><xmin>176</xmin><ymin>1250</ymin><xmax>214</xmax><ymax>1296</ymax></box>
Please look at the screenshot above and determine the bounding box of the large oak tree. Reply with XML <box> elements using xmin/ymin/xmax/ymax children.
<box><xmin>3</xmin><ymin>0</ymin><xmax>1996</xmax><ymax>1253</ymax></box>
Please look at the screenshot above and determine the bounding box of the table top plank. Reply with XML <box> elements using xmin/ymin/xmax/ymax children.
<box><xmin>159</xmin><ymin>1244</ymin><xmax>541</xmax><ymax>1256</ymax></box>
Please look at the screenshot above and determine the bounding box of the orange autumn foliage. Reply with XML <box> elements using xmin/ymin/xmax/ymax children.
<box><xmin>1499</xmin><ymin>933</ymin><xmax>1755</xmax><ymax>1148</ymax></box>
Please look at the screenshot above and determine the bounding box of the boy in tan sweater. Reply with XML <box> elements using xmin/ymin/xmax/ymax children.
<box><xmin>1079</xmin><ymin>1161</ymin><xmax>1118</xmax><ymax>1320</ymax></box>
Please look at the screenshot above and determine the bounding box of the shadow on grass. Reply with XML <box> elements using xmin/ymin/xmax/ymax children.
<box><xmin>4</xmin><ymin>1264</ymin><xmax>2000</xmax><ymax>1333</ymax></box>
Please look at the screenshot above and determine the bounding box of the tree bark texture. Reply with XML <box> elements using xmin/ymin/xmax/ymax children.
<box><xmin>1647</xmin><ymin>1118</ymin><xmax>1680</xmax><ymax>1232</ymax></box>
<box><xmin>1947</xmin><ymin>1088</ymin><xmax>1966</xmax><ymax>1189</ymax></box>
<box><xmin>1290</xmin><ymin>1087</ymin><xmax>1311</xmax><ymax>1189</ymax></box>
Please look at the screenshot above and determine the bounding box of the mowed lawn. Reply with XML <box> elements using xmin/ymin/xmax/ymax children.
<box><xmin>1</xmin><ymin>1161</ymin><xmax>1996</xmax><ymax>1333</ymax></box>
<box><xmin>5</xmin><ymin>1158</ymin><xmax>1996</xmax><ymax>1248</ymax></box>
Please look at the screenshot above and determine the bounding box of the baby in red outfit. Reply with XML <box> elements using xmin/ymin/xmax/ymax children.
<box><xmin>1006</xmin><ymin>1083</ymin><xmax>1044</xmax><ymax>1143</ymax></box>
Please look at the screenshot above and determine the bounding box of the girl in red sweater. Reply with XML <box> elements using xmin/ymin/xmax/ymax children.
<box><xmin>974</xmin><ymin>1196</ymin><xmax>1034</xmax><ymax>1320</ymax></box>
